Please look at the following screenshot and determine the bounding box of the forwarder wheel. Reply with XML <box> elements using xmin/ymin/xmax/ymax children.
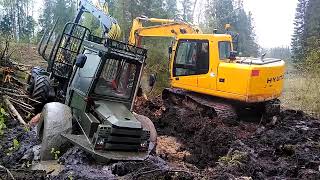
<box><xmin>133</xmin><ymin>113</ymin><xmax>157</xmax><ymax>154</ymax></box>
<box><xmin>32</xmin><ymin>75</ymin><xmax>51</xmax><ymax>104</ymax></box>
<box><xmin>37</xmin><ymin>102</ymin><xmax>72</xmax><ymax>161</ymax></box>
<box><xmin>27</xmin><ymin>67</ymin><xmax>46</xmax><ymax>94</ymax></box>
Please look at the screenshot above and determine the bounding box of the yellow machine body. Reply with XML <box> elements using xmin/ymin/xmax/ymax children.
<box><xmin>170</xmin><ymin>34</ymin><xmax>285</xmax><ymax>103</ymax></box>
<box><xmin>128</xmin><ymin>17</ymin><xmax>285</xmax><ymax>104</ymax></box>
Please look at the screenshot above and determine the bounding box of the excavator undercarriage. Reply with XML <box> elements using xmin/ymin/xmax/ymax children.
<box><xmin>162</xmin><ymin>88</ymin><xmax>281</xmax><ymax>125</ymax></box>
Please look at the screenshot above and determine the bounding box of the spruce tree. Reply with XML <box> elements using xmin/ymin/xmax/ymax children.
<box><xmin>205</xmin><ymin>0</ymin><xmax>259</xmax><ymax>57</ymax></box>
<box><xmin>291</xmin><ymin>0</ymin><xmax>308</xmax><ymax>63</ymax></box>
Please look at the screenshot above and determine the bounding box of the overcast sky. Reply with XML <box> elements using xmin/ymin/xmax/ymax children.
<box><xmin>243</xmin><ymin>0</ymin><xmax>298</xmax><ymax>48</ymax></box>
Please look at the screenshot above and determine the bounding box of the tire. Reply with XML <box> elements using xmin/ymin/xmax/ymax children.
<box><xmin>32</xmin><ymin>75</ymin><xmax>51</xmax><ymax>104</ymax></box>
<box><xmin>27</xmin><ymin>67</ymin><xmax>46</xmax><ymax>94</ymax></box>
<box><xmin>133</xmin><ymin>113</ymin><xmax>157</xmax><ymax>154</ymax></box>
<box><xmin>37</xmin><ymin>102</ymin><xmax>72</xmax><ymax>161</ymax></box>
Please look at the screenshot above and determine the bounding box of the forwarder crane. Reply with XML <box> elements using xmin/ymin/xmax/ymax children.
<box><xmin>129</xmin><ymin>16</ymin><xmax>285</xmax><ymax>124</ymax></box>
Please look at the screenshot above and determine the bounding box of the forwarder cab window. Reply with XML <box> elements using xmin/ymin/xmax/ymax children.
<box><xmin>219</xmin><ymin>41</ymin><xmax>231</xmax><ymax>60</ymax></box>
<box><xmin>173</xmin><ymin>40</ymin><xmax>209</xmax><ymax>77</ymax></box>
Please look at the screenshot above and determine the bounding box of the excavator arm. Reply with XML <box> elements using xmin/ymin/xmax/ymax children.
<box><xmin>129</xmin><ymin>16</ymin><xmax>202</xmax><ymax>46</ymax></box>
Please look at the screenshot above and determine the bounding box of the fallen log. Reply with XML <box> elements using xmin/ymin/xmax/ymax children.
<box><xmin>3</xmin><ymin>95</ymin><xmax>27</xmax><ymax>126</ymax></box>
<box><xmin>0</xmin><ymin>87</ymin><xmax>21</xmax><ymax>94</ymax></box>
<box><xmin>0</xmin><ymin>91</ymin><xmax>28</xmax><ymax>98</ymax></box>
<box><xmin>8</xmin><ymin>96</ymin><xmax>34</xmax><ymax>110</ymax></box>
<box><xmin>27</xmin><ymin>97</ymin><xmax>42</xmax><ymax>105</ymax></box>
<box><xmin>10</xmin><ymin>100</ymin><xmax>34</xmax><ymax>112</ymax></box>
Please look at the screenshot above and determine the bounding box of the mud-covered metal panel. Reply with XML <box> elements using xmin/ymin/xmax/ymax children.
<box><xmin>61</xmin><ymin>134</ymin><xmax>148</xmax><ymax>161</ymax></box>
<box><xmin>94</xmin><ymin>100</ymin><xmax>141</xmax><ymax>129</ymax></box>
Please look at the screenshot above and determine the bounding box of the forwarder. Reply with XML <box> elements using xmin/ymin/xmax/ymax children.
<box><xmin>129</xmin><ymin>16</ymin><xmax>285</xmax><ymax>124</ymax></box>
<box><xmin>28</xmin><ymin>0</ymin><xmax>156</xmax><ymax>161</ymax></box>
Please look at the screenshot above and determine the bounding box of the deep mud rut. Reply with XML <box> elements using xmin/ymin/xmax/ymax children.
<box><xmin>1</xmin><ymin>96</ymin><xmax>320</xmax><ymax>179</ymax></box>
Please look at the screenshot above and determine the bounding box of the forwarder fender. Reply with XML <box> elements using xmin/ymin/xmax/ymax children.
<box><xmin>133</xmin><ymin>113</ymin><xmax>157</xmax><ymax>154</ymax></box>
<box><xmin>37</xmin><ymin>102</ymin><xmax>72</xmax><ymax>160</ymax></box>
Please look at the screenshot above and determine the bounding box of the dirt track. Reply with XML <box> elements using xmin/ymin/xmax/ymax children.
<box><xmin>0</xmin><ymin>96</ymin><xmax>320</xmax><ymax>179</ymax></box>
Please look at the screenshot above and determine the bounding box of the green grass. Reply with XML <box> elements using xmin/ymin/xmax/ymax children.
<box><xmin>281</xmin><ymin>63</ymin><xmax>320</xmax><ymax>117</ymax></box>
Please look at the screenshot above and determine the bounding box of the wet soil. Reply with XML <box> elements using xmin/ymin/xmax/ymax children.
<box><xmin>0</xmin><ymin>115</ymin><xmax>44</xmax><ymax>179</ymax></box>
<box><xmin>52</xmin><ymin>147</ymin><xmax>194</xmax><ymax>180</ymax></box>
<box><xmin>208</xmin><ymin>110</ymin><xmax>320</xmax><ymax>179</ymax></box>
<box><xmin>1</xmin><ymin>96</ymin><xmax>320</xmax><ymax>179</ymax></box>
<box><xmin>135</xmin><ymin>97</ymin><xmax>258</xmax><ymax>168</ymax></box>
<box><xmin>135</xmin><ymin>97</ymin><xmax>320</xmax><ymax>179</ymax></box>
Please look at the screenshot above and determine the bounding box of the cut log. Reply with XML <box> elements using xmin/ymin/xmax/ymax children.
<box><xmin>3</xmin><ymin>95</ymin><xmax>27</xmax><ymax>126</ymax></box>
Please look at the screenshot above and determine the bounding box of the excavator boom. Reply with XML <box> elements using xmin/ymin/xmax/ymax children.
<box><xmin>129</xmin><ymin>17</ymin><xmax>202</xmax><ymax>46</ymax></box>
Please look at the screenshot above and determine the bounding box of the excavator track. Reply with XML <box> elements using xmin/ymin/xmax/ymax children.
<box><xmin>163</xmin><ymin>88</ymin><xmax>238</xmax><ymax>125</ymax></box>
<box><xmin>162</xmin><ymin>88</ymin><xmax>281</xmax><ymax>125</ymax></box>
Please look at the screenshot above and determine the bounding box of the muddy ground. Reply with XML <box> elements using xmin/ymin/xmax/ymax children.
<box><xmin>0</xmin><ymin>95</ymin><xmax>320</xmax><ymax>179</ymax></box>
<box><xmin>135</xmin><ymin>97</ymin><xmax>320</xmax><ymax>179</ymax></box>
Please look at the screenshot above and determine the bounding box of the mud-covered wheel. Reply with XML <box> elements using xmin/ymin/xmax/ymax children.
<box><xmin>32</xmin><ymin>75</ymin><xmax>51</xmax><ymax>104</ymax></box>
<box><xmin>37</xmin><ymin>102</ymin><xmax>72</xmax><ymax>160</ymax></box>
<box><xmin>133</xmin><ymin>113</ymin><xmax>157</xmax><ymax>154</ymax></box>
<box><xmin>27</xmin><ymin>67</ymin><xmax>46</xmax><ymax>94</ymax></box>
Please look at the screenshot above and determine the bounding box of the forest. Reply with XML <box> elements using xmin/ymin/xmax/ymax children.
<box><xmin>0</xmin><ymin>0</ymin><xmax>320</xmax><ymax>179</ymax></box>
<box><xmin>292</xmin><ymin>0</ymin><xmax>320</xmax><ymax>69</ymax></box>
<box><xmin>0</xmin><ymin>0</ymin><xmax>258</xmax><ymax>51</ymax></box>
<box><xmin>0</xmin><ymin>0</ymin><xmax>262</xmax><ymax>92</ymax></box>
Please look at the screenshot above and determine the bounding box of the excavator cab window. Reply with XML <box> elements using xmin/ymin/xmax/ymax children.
<box><xmin>173</xmin><ymin>40</ymin><xmax>209</xmax><ymax>77</ymax></box>
<box><xmin>218</xmin><ymin>41</ymin><xmax>231</xmax><ymax>61</ymax></box>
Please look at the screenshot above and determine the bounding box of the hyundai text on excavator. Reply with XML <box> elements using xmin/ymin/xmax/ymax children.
<box><xmin>27</xmin><ymin>0</ymin><xmax>157</xmax><ymax>162</ymax></box>
<box><xmin>129</xmin><ymin>16</ymin><xmax>285</xmax><ymax>124</ymax></box>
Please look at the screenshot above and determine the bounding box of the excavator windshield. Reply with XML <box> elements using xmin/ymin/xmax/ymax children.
<box><xmin>173</xmin><ymin>40</ymin><xmax>209</xmax><ymax>76</ymax></box>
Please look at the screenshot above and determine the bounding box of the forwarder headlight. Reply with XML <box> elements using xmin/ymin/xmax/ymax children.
<box><xmin>95</xmin><ymin>138</ymin><xmax>105</xmax><ymax>150</ymax></box>
<box><xmin>139</xmin><ymin>140</ymin><xmax>149</xmax><ymax>152</ymax></box>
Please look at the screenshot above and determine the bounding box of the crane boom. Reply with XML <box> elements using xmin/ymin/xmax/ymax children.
<box><xmin>75</xmin><ymin>0</ymin><xmax>121</xmax><ymax>39</ymax></box>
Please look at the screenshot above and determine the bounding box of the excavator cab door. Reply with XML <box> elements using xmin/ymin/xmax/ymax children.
<box><xmin>171</xmin><ymin>40</ymin><xmax>210</xmax><ymax>89</ymax></box>
<box><xmin>172</xmin><ymin>40</ymin><xmax>198</xmax><ymax>87</ymax></box>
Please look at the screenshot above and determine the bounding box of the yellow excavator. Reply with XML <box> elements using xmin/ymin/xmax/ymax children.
<box><xmin>129</xmin><ymin>16</ymin><xmax>285</xmax><ymax>124</ymax></box>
